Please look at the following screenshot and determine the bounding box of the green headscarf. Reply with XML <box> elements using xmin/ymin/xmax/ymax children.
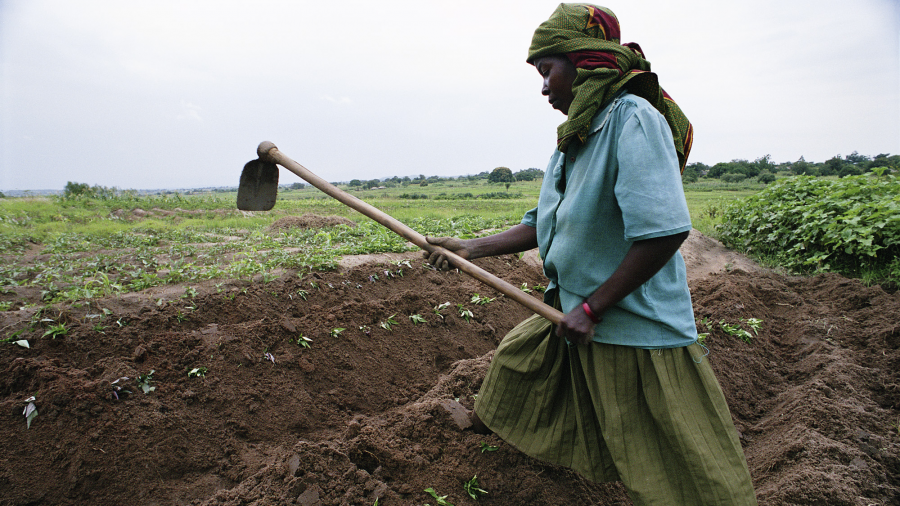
<box><xmin>528</xmin><ymin>3</ymin><xmax>693</xmax><ymax>171</ymax></box>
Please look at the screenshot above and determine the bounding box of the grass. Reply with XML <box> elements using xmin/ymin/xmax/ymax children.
<box><xmin>0</xmin><ymin>179</ymin><xmax>756</xmax><ymax>311</ymax></box>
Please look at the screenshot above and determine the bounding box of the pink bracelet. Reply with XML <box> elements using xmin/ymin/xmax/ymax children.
<box><xmin>582</xmin><ymin>302</ymin><xmax>601</xmax><ymax>324</ymax></box>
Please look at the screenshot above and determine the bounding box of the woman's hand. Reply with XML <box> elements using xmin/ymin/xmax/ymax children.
<box><xmin>423</xmin><ymin>236</ymin><xmax>471</xmax><ymax>271</ymax></box>
<box><xmin>555</xmin><ymin>305</ymin><xmax>597</xmax><ymax>346</ymax></box>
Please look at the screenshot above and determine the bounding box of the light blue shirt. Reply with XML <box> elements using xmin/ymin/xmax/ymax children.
<box><xmin>522</xmin><ymin>92</ymin><xmax>697</xmax><ymax>349</ymax></box>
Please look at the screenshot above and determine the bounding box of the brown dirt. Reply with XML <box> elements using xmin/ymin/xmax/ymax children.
<box><xmin>1</xmin><ymin>230</ymin><xmax>898</xmax><ymax>506</ymax></box>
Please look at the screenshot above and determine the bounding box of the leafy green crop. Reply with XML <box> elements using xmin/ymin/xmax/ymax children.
<box><xmin>717</xmin><ymin>175</ymin><xmax>900</xmax><ymax>282</ymax></box>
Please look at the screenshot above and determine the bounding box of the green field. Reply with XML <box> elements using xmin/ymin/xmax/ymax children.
<box><xmin>0</xmin><ymin>178</ymin><xmax>758</xmax><ymax>310</ymax></box>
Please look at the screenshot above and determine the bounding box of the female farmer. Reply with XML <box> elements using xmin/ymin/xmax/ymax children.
<box><xmin>425</xmin><ymin>4</ymin><xmax>757</xmax><ymax>505</ymax></box>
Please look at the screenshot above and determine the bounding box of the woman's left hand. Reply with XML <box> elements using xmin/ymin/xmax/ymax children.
<box><xmin>555</xmin><ymin>307</ymin><xmax>596</xmax><ymax>346</ymax></box>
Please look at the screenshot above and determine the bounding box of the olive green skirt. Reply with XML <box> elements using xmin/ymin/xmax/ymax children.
<box><xmin>474</xmin><ymin>312</ymin><xmax>757</xmax><ymax>506</ymax></box>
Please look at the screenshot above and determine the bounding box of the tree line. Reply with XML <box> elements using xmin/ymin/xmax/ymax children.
<box><xmin>683</xmin><ymin>152</ymin><xmax>898</xmax><ymax>184</ymax></box>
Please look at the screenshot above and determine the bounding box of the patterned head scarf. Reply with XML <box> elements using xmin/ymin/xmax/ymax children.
<box><xmin>528</xmin><ymin>3</ymin><xmax>693</xmax><ymax>171</ymax></box>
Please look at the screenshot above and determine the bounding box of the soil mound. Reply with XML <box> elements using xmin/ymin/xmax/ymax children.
<box><xmin>1</xmin><ymin>234</ymin><xmax>898</xmax><ymax>505</ymax></box>
<box><xmin>269</xmin><ymin>214</ymin><xmax>357</xmax><ymax>231</ymax></box>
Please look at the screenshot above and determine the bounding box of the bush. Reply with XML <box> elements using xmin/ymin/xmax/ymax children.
<box><xmin>757</xmin><ymin>173</ymin><xmax>776</xmax><ymax>185</ymax></box>
<box><xmin>721</xmin><ymin>173</ymin><xmax>747</xmax><ymax>183</ymax></box>
<box><xmin>717</xmin><ymin>175</ymin><xmax>900</xmax><ymax>277</ymax></box>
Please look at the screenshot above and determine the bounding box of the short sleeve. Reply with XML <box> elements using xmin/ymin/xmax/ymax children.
<box><xmin>614</xmin><ymin>103</ymin><xmax>692</xmax><ymax>241</ymax></box>
<box><xmin>521</xmin><ymin>206</ymin><xmax>538</xmax><ymax>228</ymax></box>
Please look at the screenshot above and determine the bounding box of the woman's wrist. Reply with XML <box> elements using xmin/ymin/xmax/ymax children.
<box><xmin>582</xmin><ymin>301</ymin><xmax>602</xmax><ymax>324</ymax></box>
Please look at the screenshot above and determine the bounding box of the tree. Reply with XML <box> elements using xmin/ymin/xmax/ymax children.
<box><xmin>348</xmin><ymin>179</ymin><xmax>362</xmax><ymax>187</ymax></box>
<box><xmin>289</xmin><ymin>182</ymin><xmax>305</xmax><ymax>190</ymax></box>
<box><xmin>820</xmin><ymin>155</ymin><xmax>845</xmax><ymax>176</ymax></box>
<box><xmin>757</xmin><ymin>173</ymin><xmax>776</xmax><ymax>185</ymax></box>
<box><xmin>488</xmin><ymin>167</ymin><xmax>514</xmax><ymax>183</ymax></box>
<box><xmin>682</xmin><ymin>165</ymin><xmax>699</xmax><ymax>183</ymax></box>
<box><xmin>64</xmin><ymin>181</ymin><xmax>91</xmax><ymax>198</ymax></box>
<box><xmin>791</xmin><ymin>156</ymin><xmax>814</xmax><ymax>176</ymax></box>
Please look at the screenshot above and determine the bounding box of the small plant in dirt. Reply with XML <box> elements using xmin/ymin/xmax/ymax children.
<box><xmin>409</xmin><ymin>314</ymin><xmax>427</xmax><ymax>325</ymax></box>
<box><xmin>137</xmin><ymin>370</ymin><xmax>156</xmax><ymax>394</ymax></box>
<box><xmin>182</xmin><ymin>286</ymin><xmax>198</xmax><ymax>298</ymax></box>
<box><xmin>718</xmin><ymin>318</ymin><xmax>762</xmax><ymax>344</ymax></box>
<box><xmin>434</xmin><ymin>302</ymin><xmax>452</xmax><ymax>319</ymax></box>
<box><xmin>23</xmin><ymin>396</ymin><xmax>37</xmax><ymax>429</ymax></box>
<box><xmin>263</xmin><ymin>351</ymin><xmax>277</xmax><ymax>364</ymax></box>
<box><xmin>470</xmin><ymin>294</ymin><xmax>495</xmax><ymax>305</ymax></box>
<box><xmin>42</xmin><ymin>323</ymin><xmax>68</xmax><ymax>339</ymax></box>
<box><xmin>358</xmin><ymin>325</ymin><xmax>371</xmax><ymax>336</ymax></box>
<box><xmin>424</xmin><ymin>487</ymin><xmax>454</xmax><ymax>506</ymax></box>
<box><xmin>111</xmin><ymin>376</ymin><xmax>131</xmax><ymax>400</ymax></box>
<box><xmin>479</xmin><ymin>442</ymin><xmax>500</xmax><ymax>453</ymax></box>
<box><xmin>520</xmin><ymin>283</ymin><xmax>532</xmax><ymax>293</ymax></box>
<box><xmin>329</xmin><ymin>327</ymin><xmax>346</xmax><ymax>338</ymax></box>
<box><xmin>463</xmin><ymin>474</ymin><xmax>488</xmax><ymax>500</ymax></box>
<box><xmin>379</xmin><ymin>315</ymin><xmax>399</xmax><ymax>331</ymax></box>
<box><xmin>187</xmin><ymin>366</ymin><xmax>208</xmax><ymax>378</ymax></box>
<box><xmin>457</xmin><ymin>304</ymin><xmax>474</xmax><ymax>322</ymax></box>
<box><xmin>294</xmin><ymin>333</ymin><xmax>313</xmax><ymax>349</ymax></box>
<box><xmin>296</xmin><ymin>289</ymin><xmax>309</xmax><ymax>300</ymax></box>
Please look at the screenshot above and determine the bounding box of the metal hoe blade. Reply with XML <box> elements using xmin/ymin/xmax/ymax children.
<box><xmin>237</xmin><ymin>159</ymin><xmax>279</xmax><ymax>211</ymax></box>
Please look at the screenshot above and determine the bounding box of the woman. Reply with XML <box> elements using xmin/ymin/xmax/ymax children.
<box><xmin>425</xmin><ymin>4</ymin><xmax>757</xmax><ymax>505</ymax></box>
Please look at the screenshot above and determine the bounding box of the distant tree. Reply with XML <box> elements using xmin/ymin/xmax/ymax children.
<box><xmin>757</xmin><ymin>173</ymin><xmax>776</xmax><ymax>184</ymax></box>
<box><xmin>721</xmin><ymin>173</ymin><xmax>747</xmax><ymax>183</ymax></box>
<box><xmin>686</xmin><ymin>162</ymin><xmax>709</xmax><ymax>176</ymax></box>
<box><xmin>0</xmin><ymin>191</ymin><xmax>5</xmax><ymax>198</ymax></box>
<box><xmin>290</xmin><ymin>182</ymin><xmax>305</xmax><ymax>190</ymax></box>
<box><xmin>488</xmin><ymin>167</ymin><xmax>514</xmax><ymax>183</ymax></box>
<box><xmin>64</xmin><ymin>181</ymin><xmax>91</xmax><ymax>198</ymax></box>
<box><xmin>820</xmin><ymin>155</ymin><xmax>845</xmax><ymax>176</ymax></box>
<box><xmin>791</xmin><ymin>156</ymin><xmax>814</xmax><ymax>176</ymax></box>
<box><xmin>707</xmin><ymin>163</ymin><xmax>728</xmax><ymax>178</ymax></box>
<box><xmin>753</xmin><ymin>154</ymin><xmax>775</xmax><ymax>174</ymax></box>
<box><xmin>682</xmin><ymin>166</ymin><xmax>699</xmax><ymax>183</ymax></box>
<box><xmin>844</xmin><ymin>151</ymin><xmax>869</xmax><ymax>165</ymax></box>
<box><xmin>348</xmin><ymin>179</ymin><xmax>362</xmax><ymax>187</ymax></box>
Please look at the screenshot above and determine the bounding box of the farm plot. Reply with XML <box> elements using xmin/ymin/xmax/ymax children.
<box><xmin>0</xmin><ymin>218</ymin><xmax>898</xmax><ymax>505</ymax></box>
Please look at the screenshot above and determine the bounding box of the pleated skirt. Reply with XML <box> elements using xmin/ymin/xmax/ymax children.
<box><xmin>474</xmin><ymin>312</ymin><xmax>758</xmax><ymax>506</ymax></box>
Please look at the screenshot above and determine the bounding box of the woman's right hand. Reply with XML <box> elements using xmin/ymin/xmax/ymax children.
<box><xmin>423</xmin><ymin>236</ymin><xmax>471</xmax><ymax>271</ymax></box>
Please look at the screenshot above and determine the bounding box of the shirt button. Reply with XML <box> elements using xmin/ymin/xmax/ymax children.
<box><xmin>569</xmin><ymin>156</ymin><xmax>576</xmax><ymax>162</ymax></box>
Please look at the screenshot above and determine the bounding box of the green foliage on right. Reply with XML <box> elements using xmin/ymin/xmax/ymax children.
<box><xmin>717</xmin><ymin>175</ymin><xmax>900</xmax><ymax>281</ymax></box>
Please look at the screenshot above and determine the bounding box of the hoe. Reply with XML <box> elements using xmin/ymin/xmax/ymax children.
<box><xmin>238</xmin><ymin>141</ymin><xmax>563</xmax><ymax>324</ymax></box>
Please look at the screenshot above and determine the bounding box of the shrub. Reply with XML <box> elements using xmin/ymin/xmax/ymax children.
<box><xmin>717</xmin><ymin>175</ymin><xmax>900</xmax><ymax>278</ymax></box>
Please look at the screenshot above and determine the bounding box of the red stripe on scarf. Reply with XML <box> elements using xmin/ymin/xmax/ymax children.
<box><xmin>566</xmin><ymin>51</ymin><xmax>622</xmax><ymax>74</ymax></box>
<box><xmin>585</xmin><ymin>5</ymin><xmax>620</xmax><ymax>41</ymax></box>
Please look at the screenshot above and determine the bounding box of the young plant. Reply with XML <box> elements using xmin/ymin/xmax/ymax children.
<box><xmin>470</xmin><ymin>294</ymin><xmax>495</xmax><ymax>305</ymax></box>
<box><xmin>137</xmin><ymin>370</ymin><xmax>156</xmax><ymax>394</ymax></box>
<box><xmin>359</xmin><ymin>325</ymin><xmax>371</xmax><ymax>336</ymax></box>
<box><xmin>295</xmin><ymin>333</ymin><xmax>313</xmax><ymax>349</ymax></box>
<box><xmin>457</xmin><ymin>305</ymin><xmax>474</xmax><ymax>322</ymax></box>
<box><xmin>463</xmin><ymin>474</ymin><xmax>488</xmax><ymax>500</ymax></box>
<box><xmin>296</xmin><ymin>289</ymin><xmax>309</xmax><ymax>300</ymax></box>
<box><xmin>42</xmin><ymin>323</ymin><xmax>68</xmax><ymax>339</ymax></box>
<box><xmin>187</xmin><ymin>366</ymin><xmax>208</xmax><ymax>378</ymax></box>
<box><xmin>479</xmin><ymin>442</ymin><xmax>500</xmax><ymax>453</ymax></box>
<box><xmin>520</xmin><ymin>283</ymin><xmax>532</xmax><ymax>293</ymax></box>
<box><xmin>330</xmin><ymin>327</ymin><xmax>346</xmax><ymax>338</ymax></box>
<box><xmin>424</xmin><ymin>488</ymin><xmax>454</xmax><ymax>506</ymax></box>
<box><xmin>434</xmin><ymin>301</ymin><xmax>452</xmax><ymax>320</ymax></box>
<box><xmin>719</xmin><ymin>320</ymin><xmax>754</xmax><ymax>344</ymax></box>
<box><xmin>111</xmin><ymin>376</ymin><xmax>131</xmax><ymax>400</ymax></box>
<box><xmin>409</xmin><ymin>314</ymin><xmax>427</xmax><ymax>325</ymax></box>
<box><xmin>379</xmin><ymin>315</ymin><xmax>399</xmax><ymax>331</ymax></box>
<box><xmin>23</xmin><ymin>396</ymin><xmax>37</xmax><ymax>429</ymax></box>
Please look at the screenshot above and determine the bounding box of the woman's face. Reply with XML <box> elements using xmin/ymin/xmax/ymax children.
<box><xmin>534</xmin><ymin>55</ymin><xmax>577</xmax><ymax>115</ymax></box>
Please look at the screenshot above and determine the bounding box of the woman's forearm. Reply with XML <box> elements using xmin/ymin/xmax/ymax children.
<box><xmin>467</xmin><ymin>224</ymin><xmax>538</xmax><ymax>259</ymax></box>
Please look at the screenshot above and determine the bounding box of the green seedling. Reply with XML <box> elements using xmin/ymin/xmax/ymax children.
<box><xmin>182</xmin><ymin>286</ymin><xmax>198</xmax><ymax>298</ymax></box>
<box><xmin>520</xmin><ymin>283</ymin><xmax>532</xmax><ymax>293</ymax></box>
<box><xmin>433</xmin><ymin>302</ymin><xmax>452</xmax><ymax>320</ymax></box>
<box><xmin>745</xmin><ymin>317</ymin><xmax>763</xmax><ymax>335</ymax></box>
<box><xmin>0</xmin><ymin>301</ymin><xmax>12</xmax><ymax>311</ymax></box>
<box><xmin>463</xmin><ymin>474</ymin><xmax>488</xmax><ymax>500</ymax></box>
<box><xmin>297</xmin><ymin>289</ymin><xmax>309</xmax><ymax>300</ymax></box>
<box><xmin>457</xmin><ymin>305</ymin><xmax>473</xmax><ymax>322</ymax></box>
<box><xmin>137</xmin><ymin>370</ymin><xmax>156</xmax><ymax>394</ymax></box>
<box><xmin>111</xmin><ymin>376</ymin><xmax>131</xmax><ymax>400</ymax></box>
<box><xmin>187</xmin><ymin>366</ymin><xmax>208</xmax><ymax>378</ymax></box>
<box><xmin>380</xmin><ymin>315</ymin><xmax>399</xmax><ymax>331</ymax></box>
<box><xmin>719</xmin><ymin>320</ymin><xmax>754</xmax><ymax>344</ymax></box>
<box><xmin>470</xmin><ymin>294</ymin><xmax>495</xmax><ymax>305</ymax></box>
<box><xmin>330</xmin><ymin>327</ymin><xmax>346</xmax><ymax>338</ymax></box>
<box><xmin>479</xmin><ymin>442</ymin><xmax>500</xmax><ymax>453</ymax></box>
<box><xmin>424</xmin><ymin>488</ymin><xmax>454</xmax><ymax>506</ymax></box>
<box><xmin>359</xmin><ymin>325</ymin><xmax>371</xmax><ymax>336</ymax></box>
<box><xmin>409</xmin><ymin>314</ymin><xmax>427</xmax><ymax>325</ymax></box>
<box><xmin>295</xmin><ymin>333</ymin><xmax>313</xmax><ymax>349</ymax></box>
<box><xmin>23</xmin><ymin>396</ymin><xmax>37</xmax><ymax>429</ymax></box>
<box><xmin>42</xmin><ymin>323</ymin><xmax>68</xmax><ymax>339</ymax></box>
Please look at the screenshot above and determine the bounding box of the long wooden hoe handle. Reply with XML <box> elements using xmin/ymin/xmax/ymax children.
<box><xmin>257</xmin><ymin>141</ymin><xmax>564</xmax><ymax>325</ymax></box>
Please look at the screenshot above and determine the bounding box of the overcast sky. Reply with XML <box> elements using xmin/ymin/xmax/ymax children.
<box><xmin>1</xmin><ymin>0</ymin><xmax>898</xmax><ymax>191</ymax></box>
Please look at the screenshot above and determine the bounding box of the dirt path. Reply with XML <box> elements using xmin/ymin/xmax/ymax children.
<box><xmin>0</xmin><ymin>230</ymin><xmax>897</xmax><ymax>505</ymax></box>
